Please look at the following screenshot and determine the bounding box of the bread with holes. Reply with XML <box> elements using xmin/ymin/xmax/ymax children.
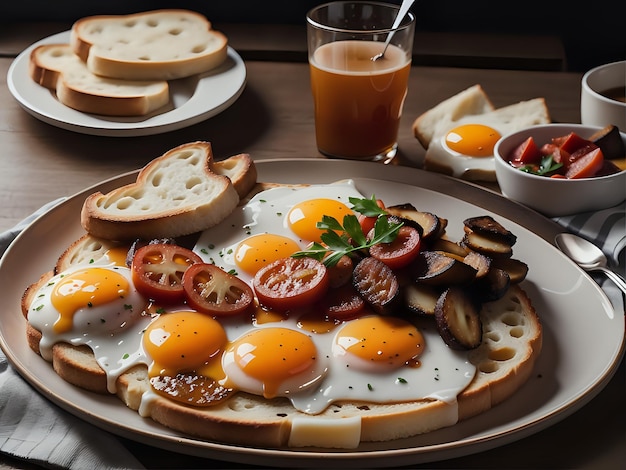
<box><xmin>70</xmin><ymin>9</ymin><xmax>228</xmax><ymax>81</ymax></box>
<box><xmin>22</xmin><ymin>256</ymin><xmax>540</xmax><ymax>448</ymax></box>
<box><xmin>23</xmin><ymin>177</ymin><xmax>542</xmax><ymax>448</ymax></box>
<box><xmin>80</xmin><ymin>141</ymin><xmax>243</xmax><ymax>241</ymax></box>
<box><xmin>28</xmin><ymin>44</ymin><xmax>170</xmax><ymax>116</ymax></box>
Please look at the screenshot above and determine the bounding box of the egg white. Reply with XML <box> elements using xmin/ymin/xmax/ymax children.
<box><xmin>27</xmin><ymin>262</ymin><xmax>154</xmax><ymax>393</ymax></box>
<box><xmin>193</xmin><ymin>180</ymin><xmax>365</xmax><ymax>285</ymax></box>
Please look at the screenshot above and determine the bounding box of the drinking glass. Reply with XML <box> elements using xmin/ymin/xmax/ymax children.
<box><xmin>307</xmin><ymin>1</ymin><xmax>415</xmax><ymax>162</ymax></box>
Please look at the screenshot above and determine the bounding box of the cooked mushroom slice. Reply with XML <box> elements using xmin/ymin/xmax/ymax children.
<box><xmin>412</xmin><ymin>251</ymin><xmax>477</xmax><ymax>286</ymax></box>
<box><xmin>462</xmin><ymin>231</ymin><xmax>513</xmax><ymax>258</ymax></box>
<box><xmin>474</xmin><ymin>267</ymin><xmax>510</xmax><ymax>302</ymax></box>
<box><xmin>403</xmin><ymin>283</ymin><xmax>440</xmax><ymax>316</ymax></box>
<box><xmin>435</xmin><ymin>287</ymin><xmax>482</xmax><ymax>350</ymax></box>
<box><xmin>353</xmin><ymin>257</ymin><xmax>400</xmax><ymax>315</ymax></box>
<box><xmin>463</xmin><ymin>251</ymin><xmax>491</xmax><ymax>278</ymax></box>
<box><xmin>463</xmin><ymin>216</ymin><xmax>517</xmax><ymax>246</ymax></box>
<box><xmin>429</xmin><ymin>237</ymin><xmax>469</xmax><ymax>258</ymax></box>
<box><xmin>386</xmin><ymin>204</ymin><xmax>445</xmax><ymax>240</ymax></box>
<box><xmin>491</xmin><ymin>257</ymin><xmax>529</xmax><ymax>284</ymax></box>
<box><xmin>589</xmin><ymin>124</ymin><xmax>625</xmax><ymax>160</ymax></box>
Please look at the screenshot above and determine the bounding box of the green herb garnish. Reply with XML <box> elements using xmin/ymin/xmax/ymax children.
<box><xmin>518</xmin><ymin>154</ymin><xmax>563</xmax><ymax>176</ymax></box>
<box><xmin>291</xmin><ymin>195</ymin><xmax>402</xmax><ymax>267</ymax></box>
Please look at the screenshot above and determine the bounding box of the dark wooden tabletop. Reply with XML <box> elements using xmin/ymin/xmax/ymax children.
<box><xmin>0</xmin><ymin>23</ymin><xmax>623</xmax><ymax>470</ymax></box>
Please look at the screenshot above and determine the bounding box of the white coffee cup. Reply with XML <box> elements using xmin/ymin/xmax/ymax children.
<box><xmin>580</xmin><ymin>60</ymin><xmax>626</xmax><ymax>129</ymax></box>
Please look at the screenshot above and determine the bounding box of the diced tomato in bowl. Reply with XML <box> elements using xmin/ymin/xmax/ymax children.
<box><xmin>493</xmin><ymin>124</ymin><xmax>626</xmax><ymax>217</ymax></box>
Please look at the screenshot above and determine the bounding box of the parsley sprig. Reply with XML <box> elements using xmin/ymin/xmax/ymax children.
<box><xmin>292</xmin><ymin>195</ymin><xmax>403</xmax><ymax>267</ymax></box>
<box><xmin>518</xmin><ymin>154</ymin><xmax>563</xmax><ymax>176</ymax></box>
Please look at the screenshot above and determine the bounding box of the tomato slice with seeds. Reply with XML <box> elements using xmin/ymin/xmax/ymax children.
<box><xmin>253</xmin><ymin>257</ymin><xmax>329</xmax><ymax>312</ymax></box>
<box><xmin>369</xmin><ymin>225</ymin><xmax>421</xmax><ymax>270</ymax></box>
<box><xmin>182</xmin><ymin>263</ymin><xmax>254</xmax><ymax>316</ymax></box>
<box><xmin>131</xmin><ymin>244</ymin><xmax>202</xmax><ymax>303</ymax></box>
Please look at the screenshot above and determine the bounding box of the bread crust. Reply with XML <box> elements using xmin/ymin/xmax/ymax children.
<box><xmin>80</xmin><ymin>141</ymin><xmax>240</xmax><ymax>241</ymax></box>
<box><xmin>71</xmin><ymin>9</ymin><xmax>228</xmax><ymax>81</ymax></box>
<box><xmin>23</xmin><ymin>173</ymin><xmax>542</xmax><ymax>448</ymax></box>
<box><xmin>24</xmin><ymin>259</ymin><xmax>541</xmax><ymax>447</ymax></box>
<box><xmin>29</xmin><ymin>44</ymin><xmax>170</xmax><ymax>116</ymax></box>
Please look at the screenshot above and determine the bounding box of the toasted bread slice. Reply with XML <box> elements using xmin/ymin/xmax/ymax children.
<box><xmin>80</xmin><ymin>141</ymin><xmax>240</xmax><ymax>241</ymax></box>
<box><xmin>71</xmin><ymin>9</ymin><xmax>228</xmax><ymax>81</ymax></box>
<box><xmin>28</xmin><ymin>44</ymin><xmax>169</xmax><ymax>116</ymax></box>
<box><xmin>23</xmin><ymin>262</ymin><xmax>540</xmax><ymax>447</ymax></box>
<box><xmin>211</xmin><ymin>153</ymin><xmax>257</xmax><ymax>200</ymax></box>
<box><xmin>413</xmin><ymin>85</ymin><xmax>495</xmax><ymax>149</ymax></box>
<box><xmin>24</xmin><ymin>176</ymin><xmax>542</xmax><ymax>449</ymax></box>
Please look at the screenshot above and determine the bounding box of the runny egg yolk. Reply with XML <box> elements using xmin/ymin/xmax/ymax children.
<box><xmin>143</xmin><ymin>310</ymin><xmax>227</xmax><ymax>377</ymax></box>
<box><xmin>445</xmin><ymin>124</ymin><xmax>502</xmax><ymax>157</ymax></box>
<box><xmin>287</xmin><ymin>198</ymin><xmax>352</xmax><ymax>243</ymax></box>
<box><xmin>225</xmin><ymin>327</ymin><xmax>321</xmax><ymax>398</ymax></box>
<box><xmin>51</xmin><ymin>267</ymin><xmax>130</xmax><ymax>334</ymax></box>
<box><xmin>234</xmin><ymin>234</ymin><xmax>301</xmax><ymax>276</ymax></box>
<box><xmin>333</xmin><ymin>316</ymin><xmax>424</xmax><ymax>372</ymax></box>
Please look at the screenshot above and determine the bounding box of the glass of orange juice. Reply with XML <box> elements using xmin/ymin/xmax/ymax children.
<box><xmin>307</xmin><ymin>1</ymin><xmax>415</xmax><ymax>162</ymax></box>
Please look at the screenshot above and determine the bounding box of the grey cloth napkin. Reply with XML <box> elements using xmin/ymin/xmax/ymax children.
<box><xmin>0</xmin><ymin>199</ymin><xmax>623</xmax><ymax>470</ymax></box>
<box><xmin>0</xmin><ymin>199</ymin><xmax>144</xmax><ymax>470</ymax></box>
<box><xmin>553</xmin><ymin>202</ymin><xmax>625</xmax><ymax>312</ymax></box>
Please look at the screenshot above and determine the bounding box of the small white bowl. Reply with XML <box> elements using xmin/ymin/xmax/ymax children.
<box><xmin>581</xmin><ymin>61</ymin><xmax>626</xmax><ymax>129</ymax></box>
<box><xmin>494</xmin><ymin>124</ymin><xmax>626</xmax><ymax>217</ymax></box>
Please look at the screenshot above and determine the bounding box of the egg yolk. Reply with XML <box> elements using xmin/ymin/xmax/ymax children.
<box><xmin>445</xmin><ymin>124</ymin><xmax>501</xmax><ymax>157</ymax></box>
<box><xmin>228</xmin><ymin>327</ymin><xmax>319</xmax><ymax>398</ymax></box>
<box><xmin>334</xmin><ymin>316</ymin><xmax>424</xmax><ymax>371</ymax></box>
<box><xmin>235</xmin><ymin>234</ymin><xmax>301</xmax><ymax>276</ymax></box>
<box><xmin>144</xmin><ymin>310</ymin><xmax>227</xmax><ymax>377</ymax></box>
<box><xmin>287</xmin><ymin>198</ymin><xmax>352</xmax><ymax>243</ymax></box>
<box><xmin>51</xmin><ymin>267</ymin><xmax>130</xmax><ymax>334</ymax></box>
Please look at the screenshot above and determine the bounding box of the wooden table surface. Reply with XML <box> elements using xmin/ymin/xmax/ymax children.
<box><xmin>0</xmin><ymin>24</ymin><xmax>624</xmax><ymax>470</ymax></box>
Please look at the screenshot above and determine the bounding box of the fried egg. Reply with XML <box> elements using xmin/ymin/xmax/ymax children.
<box><xmin>424</xmin><ymin>102</ymin><xmax>550</xmax><ymax>181</ymax></box>
<box><xmin>27</xmin><ymin>260</ymin><xmax>153</xmax><ymax>393</ymax></box>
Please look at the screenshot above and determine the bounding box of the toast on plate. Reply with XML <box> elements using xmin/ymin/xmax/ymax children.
<box><xmin>70</xmin><ymin>9</ymin><xmax>228</xmax><ymax>81</ymax></box>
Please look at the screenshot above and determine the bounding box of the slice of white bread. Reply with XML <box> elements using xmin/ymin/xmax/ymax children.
<box><xmin>70</xmin><ymin>9</ymin><xmax>228</xmax><ymax>81</ymax></box>
<box><xmin>80</xmin><ymin>142</ymin><xmax>242</xmax><ymax>241</ymax></box>
<box><xmin>28</xmin><ymin>44</ymin><xmax>169</xmax><ymax>116</ymax></box>
<box><xmin>23</xmin><ymin>172</ymin><xmax>542</xmax><ymax>448</ymax></box>
<box><xmin>22</xmin><ymin>264</ymin><xmax>541</xmax><ymax>448</ymax></box>
<box><xmin>413</xmin><ymin>85</ymin><xmax>495</xmax><ymax>149</ymax></box>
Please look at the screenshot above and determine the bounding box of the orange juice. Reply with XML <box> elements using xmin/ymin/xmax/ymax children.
<box><xmin>310</xmin><ymin>40</ymin><xmax>411</xmax><ymax>159</ymax></box>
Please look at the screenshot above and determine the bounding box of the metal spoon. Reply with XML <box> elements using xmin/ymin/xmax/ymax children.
<box><xmin>371</xmin><ymin>0</ymin><xmax>416</xmax><ymax>61</ymax></box>
<box><xmin>555</xmin><ymin>232</ymin><xmax>626</xmax><ymax>294</ymax></box>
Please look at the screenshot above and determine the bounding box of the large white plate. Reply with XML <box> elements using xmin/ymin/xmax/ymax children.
<box><xmin>0</xmin><ymin>160</ymin><xmax>623</xmax><ymax>467</ymax></box>
<box><xmin>6</xmin><ymin>31</ymin><xmax>247</xmax><ymax>136</ymax></box>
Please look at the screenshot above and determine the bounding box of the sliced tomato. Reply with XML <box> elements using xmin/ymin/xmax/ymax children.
<box><xmin>509</xmin><ymin>136</ymin><xmax>541</xmax><ymax>164</ymax></box>
<box><xmin>131</xmin><ymin>244</ymin><xmax>202</xmax><ymax>303</ymax></box>
<box><xmin>253</xmin><ymin>257</ymin><xmax>329</xmax><ymax>312</ymax></box>
<box><xmin>369</xmin><ymin>225</ymin><xmax>421</xmax><ymax>270</ymax></box>
<box><xmin>540</xmin><ymin>143</ymin><xmax>571</xmax><ymax>165</ymax></box>
<box><xmin>182</xmin><ymin>263</ymin><xmax>254</xmax><ymax>316</ymax></box>
<box><xmin>565</xmin><ymin>147</ymin><xmax>604</xmax><ymax>179</ymax></box>
<box><xmin>556</xmin><ymin>132</ymin><xmax>594</xmax><ymax>155</ymax></box>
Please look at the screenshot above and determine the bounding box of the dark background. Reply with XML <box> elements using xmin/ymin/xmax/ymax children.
<box><xmin>1</xmin><ymin>0</ymin><xmax>624</xmax><ymax>72</ymax></box>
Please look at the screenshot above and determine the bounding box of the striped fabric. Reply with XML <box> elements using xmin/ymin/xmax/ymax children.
<box><xmin>553</xmin><ymin>203</ymin><xmax>625</xmax><ymax>313</ymax></box>
<box><xmin>0</xmin><ymin>199</ymin><xmax>623</xmax><ymax>469</ymax></box>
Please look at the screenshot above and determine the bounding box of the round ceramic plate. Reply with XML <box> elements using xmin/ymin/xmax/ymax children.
<box><xmin>6</xmin><ymin>31</ymin><xmax>247</xmax><ymax>136</ymax></box>
<box><xmin>0</xmin><ymin>160</ymin><xmax>622</xmax><ymax>467</ymax></box>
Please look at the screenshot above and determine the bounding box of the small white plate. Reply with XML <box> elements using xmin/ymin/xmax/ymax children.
<box><xmin>0</xmin><ymin>159</ymin><xmax>623</xmax><ymax>467</ymax></box>
<box><xmin>7</xmin><ymin>31</ymin><xmax>247</xmax><ymax>136</ymax></box>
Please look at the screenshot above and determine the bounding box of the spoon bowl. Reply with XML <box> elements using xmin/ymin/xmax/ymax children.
<box><xmin>555</xmin><ymin>232</ymin><xmax>626</xmax><ymax>294</ymax></box>
<box><xmin>371</xmin><ymin>0</ymin><xmax>415</xmax><ymax>61</ymax></box>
